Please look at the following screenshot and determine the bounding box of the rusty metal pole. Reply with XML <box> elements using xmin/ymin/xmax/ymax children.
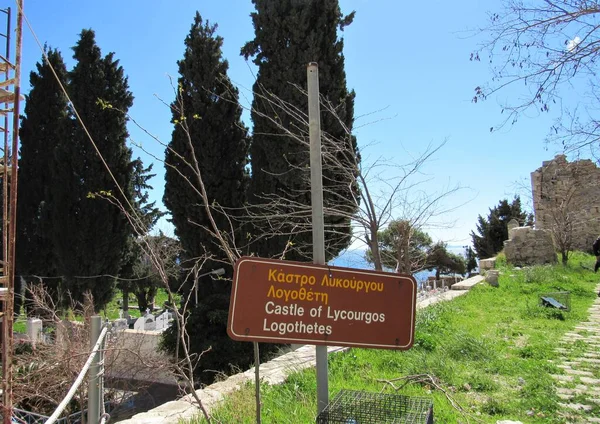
<box><xmin>0</xmin><ymin>4</ymin><xmax>9</xmax><ymax>406</ymax></box>
<box><xmin>0</xmin><ymin>5</ymin><xmax>10</xmax><ymax>423</ymax></box>
<box><xmin>3</xmin><ymin>2</ymin><xmax>23</xmax><ymax>422</ymax></box>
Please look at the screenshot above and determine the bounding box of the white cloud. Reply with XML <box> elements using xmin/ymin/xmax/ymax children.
<box><xmin>567</xmin><ymin>36</ymin><xmax>581</xmax><ymax>52</ymax></box>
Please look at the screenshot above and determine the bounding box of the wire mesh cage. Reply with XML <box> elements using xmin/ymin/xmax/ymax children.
<box><xmin>538</xmin><ymin>291</ymin><xmax>571</xmax><ymax>312</ymax></box>
<box><xmin>316</xmin><ymin>390</ymin><xmax>434</xmax><ymax>424</ymax></box>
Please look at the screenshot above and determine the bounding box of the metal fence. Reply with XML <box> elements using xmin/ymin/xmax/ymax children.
<box><xmin>11</xmin><ymin>402</ymin><xmax>112</xmax><ymax>424</ymax></box>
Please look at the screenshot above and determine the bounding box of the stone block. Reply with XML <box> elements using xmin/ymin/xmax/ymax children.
<box><xmin>26</xmin><ymin>318</ymin><xmax>43</xmax><ymax>345</ymax></box>
<box><xmin>505</xmin><ymin>227</ymin><xmax>556</xmax><ymax>267</ymax></box>
<box><xmin>479</xmin><ymin>258</ymin><xmax>496</xmax><ymax>271</ymax></box>
<box><xmin>486</xmin><ymin>270</ymin><xmax>499</xmax><ymax>287</ymax></box>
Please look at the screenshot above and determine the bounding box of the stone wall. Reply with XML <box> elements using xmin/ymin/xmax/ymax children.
<box><xmin>531</xmin><ymin>154</ymin><xmax>600</xmax><ymax>252</ymax></box>
<box><xmin>105</xmin><ymin>328</ymin><xmax>175</xmax><ymax>385</ymax></box>
<box><xmin>503</xmin><ymin>226</ymin><xmax>557</xmax><ymax>267</ymax></box>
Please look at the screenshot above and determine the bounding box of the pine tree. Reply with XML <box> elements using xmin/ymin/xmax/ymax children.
<box><xmin>50</xmin><ymin>29</ymin><xmax>135</xmax><ymax>309</ymax></box>
<box><xmin>365</xmin><ymin>220</ymin><xmax>433</xmax><ymax>273</ymax></box>
<box><xmin>426</xmin><ymin>242</ymin><xmax>466</xmax><ymax>279</ymax></box>
<box><xmin>17</xmin><ymin>48</ymin><xmax>69</xmax><ymax>305</ymax></box>
<box><xmin>162</xmin><ymin>13</ymin><xmax>253</xmax><ymax>377</ymax></box>
<box><xmin>242</xmin><ymin>0</ymin><xmax>359</xmax><ymax>261</ymax></box>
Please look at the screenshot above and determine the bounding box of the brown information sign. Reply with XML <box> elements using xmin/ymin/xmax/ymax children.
<box><xmin>227</xmin><ymin>257</ymin><xmax>417</xmax><ymax>349</ymax></box>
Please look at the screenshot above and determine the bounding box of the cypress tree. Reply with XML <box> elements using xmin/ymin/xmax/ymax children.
<box><xmin>50</xmin><ymin>29</ymin><xmax>135</xmax><ymax>309</ymax></box>
<box><xmin>17</xmin><ymin>48</ymin><xmax>69</xmax><ymax>305</ymax></box>
<box><xmin>118</xmin><ymin>159</ymin><xmax>163</xmax><ymax>314</ymax></box>
<box><xmin>242</xmin><ymin>0</ymin><xmax>359</xmax><ymax>261</ymax></box>
<box><xmin>164</xmin><ymin>13</ymin><xmax>249</xmax><ymax>260</ymax></box>
<box><xmin>162</xmin><ymin>13</ymin><xmax>253</xmax><ymax>378</ymax></box>
<box><xmin>470</xmin><ymin>196</ymin><xmax>534</xmax><ymax>259</ymax></box>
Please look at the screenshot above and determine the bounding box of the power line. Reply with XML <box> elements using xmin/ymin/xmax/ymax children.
<box><xmin>19</xmin><ymin>273</ymin><xmax>158</xmax><ymax>282</ymax></box>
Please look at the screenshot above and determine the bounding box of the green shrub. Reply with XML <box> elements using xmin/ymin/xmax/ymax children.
<box><xmin>481</xmin><ymin>397</ymin><xmax>508</xmax><ymax>415</ymax></box>
<box><xmin>444</xmin><ymin>331</ymin><xmax>496</xmax><ymax>362</ymax></box>
<box><xmin>469</xmin><ymin>373</ymin><xmax>499</xmax><ymax>392</ymax></box>
<box><xmin>495</xmin><ymin>252</ymin><xmax>507</xmax><ymax>267</ymax></box>
<box><xmin>414</xmin><ymin>332</ymin><xmax>437</xmax><ymax>352</ymax></box>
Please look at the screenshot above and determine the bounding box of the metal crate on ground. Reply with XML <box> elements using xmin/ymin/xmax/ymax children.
<box><xmin>539</xmin><ymin>291</ymin><xmax>571</xmax><ymax>311</ymax></box>
<box><xmin>316</xmin><ymin>389</ymin><xmax>434</xmax><ymax>424</ymax></box>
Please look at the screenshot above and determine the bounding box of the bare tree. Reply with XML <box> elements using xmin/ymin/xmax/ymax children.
<box><xmin>353</xmin><ymin>142</ymin><xmax>465</xmax><ymax>272</ymax></box>
<box><xmin>548</xmin><ymin>184</ymin><xmax>579</xmax><ymax>264</ymax></box>
<box><xmin>533</xmin><ymin>161</ymin><xmax>589</xmax><ymax>264</ymax></box>
<box><xmin>102</xmin><ymin>77</ymin><xmax>467</xmax><ymax>422</ymax></box>
<box><xmin>12</xmin><ymin>287</ymin><xmax>172</xmax><ymax>420</ymax></box>
<box><xmin>225</xmin><ymin>83</ymin><xmax>466</xmax><ymax>271</ymax></box>
<box><xmin>473</xmin><ymin>0</ymin><xmax>600</xmax><ymax>156</ymax></box>
<box><xmin>12</xmin><ymin>287</ymin><xmax>94</xmax><ymax>417</ymax></box>
<box><xmin>94</xmin><ymin>180</ymin><xmax>215</xmax><ymax>422</ymax></box>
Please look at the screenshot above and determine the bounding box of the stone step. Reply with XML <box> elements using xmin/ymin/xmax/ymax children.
<box><xmin>557</xmin><ymin>387</ymin><xmax>600</xmax><ymax>397</ymax></box>
<box><xmin>561</xmin><ymin>339</ymin><xmax>600</xmax><ymax>347</ymax></box>
<box><xmin>559</xmin><ymin>402</ymin><xmax>594</xmax><ymax>412</ymax></box>
<box><xmin>584</xmin><ymin>352</ymin><xmax>600</xmax><ymax>359</ymax></box>
<box><xmin>562</xmin><ymin>358</ymin><xmax>600</xmax><ymax>366</ymax></box>
<box><xmin>552</xmin><ymin>375</ymin><xmax>600</xmax><ymax>385</ymax></box>
<box><xmin>574</xmin><ymin>326</ymin><xmax>600</xmax><ymax>332</ymax></box>
<box><xmin>560</xmin><ymin>367</ymin><xmax>594</xmax><ymax>376</ymax></box>
<box><xmin>565</xmin><ymin>330</ymin><xmax>600</xmax><ymax>339</ymax></box>
<box><xmin>564</xmin><ymin>332</ymin><xmax>600</xmax><ymax>339</ymax></box>
<box><xmin>558</xmin><ymin>393</ymin><xmax>600</xmax><ymax>404</ymax></box>
<box><xmin>554</xmin><ymin>348</ymin><xmax>600</xmax><ymax>357</ymax></box>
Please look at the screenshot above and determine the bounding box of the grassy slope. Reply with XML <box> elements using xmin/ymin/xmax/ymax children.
<box><xmin>187</xmin><ymin>252</ymin><xmax>599</xmax><ymax>423</ymax></box>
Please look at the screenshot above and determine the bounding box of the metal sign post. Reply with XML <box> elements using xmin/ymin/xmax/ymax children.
<box><xmin>307</xmin><ymin>62</ymin><xmax>328</xmax><ymax>414</ymax></box>
<box><xmin>226</xmin><ymin>63</ymin><xmax>418</xmax><ymax>418</ymax></box>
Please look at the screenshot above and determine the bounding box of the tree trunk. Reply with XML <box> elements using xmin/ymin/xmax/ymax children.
<box><xmin>369</xmin><ymin>228</ymin><xmax>383</xmax><ymax>271</ymax></box>
<box><xmin>136</xmin><ymin>291</ymin><xmax>148</xmax><ymax>313</ymax></box>
<box><xmin>561</xmin><ymin>250</ymin><xmax>568</xmax><ymax>265</ymax></box>
<box><xmin>122</xmin><ymin>287</ymin><xmax>129</xmax><ymax>319</ymax></box>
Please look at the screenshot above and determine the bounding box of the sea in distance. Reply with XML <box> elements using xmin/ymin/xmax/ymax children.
<box><xmin>329</xmin><ymin>246</ymin><xmax>468</xmax><ymax>288</ymax></box>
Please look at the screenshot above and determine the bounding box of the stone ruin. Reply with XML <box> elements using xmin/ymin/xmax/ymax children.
<box><xmin>531</xmin><ymin>154</ymin><xmax>600</xmax><ymax>252</ymax></box>
<box><xmin>503</xmin><ymin>218</ymin><xmax>557</xmax><ymax>267</ymax></box>
<box><xmin>503</xmin><ymin>154</ymin><xmax>600</xmax><ymax>266</ymax></box>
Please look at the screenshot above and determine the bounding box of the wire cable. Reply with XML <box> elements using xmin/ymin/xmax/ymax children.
<box><xmin>17</xmin><ymin>3</ymin><xmax>147</xmax><ymax>236</ymax></box>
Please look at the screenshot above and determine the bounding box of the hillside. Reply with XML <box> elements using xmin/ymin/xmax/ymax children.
<box><xmin>190</xmin><ymin>252</ymin><xmax>599</xmax><ymax>423</ymax></box>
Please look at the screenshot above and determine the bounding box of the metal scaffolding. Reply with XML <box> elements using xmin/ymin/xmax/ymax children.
<box><xmin>0</xmin><ymin>2</ymin><xmax>23</xmax><ymax>423</ymax></box>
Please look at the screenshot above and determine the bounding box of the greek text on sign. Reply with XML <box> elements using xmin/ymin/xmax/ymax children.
<box><xmin>227</xmin><ymin>257</ymin><xmax>417</xmax><ymax>349</ymax></box>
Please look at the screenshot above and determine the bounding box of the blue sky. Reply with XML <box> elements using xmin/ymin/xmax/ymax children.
<box><xmin>17</xmin><ymin>0</ymin><xmax>569</xmax><ymax>250</ymax></box>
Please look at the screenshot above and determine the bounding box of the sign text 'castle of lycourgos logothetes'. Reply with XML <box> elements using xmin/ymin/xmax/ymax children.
<box><xmin>227</xmin><ymin>257</ymin><xmax>417</xmax><ymax>349</ymax></box>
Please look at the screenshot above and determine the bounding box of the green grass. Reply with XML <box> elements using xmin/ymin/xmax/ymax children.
<box><xmin>101</xmin><ymin>288</ymin><xmax>175</xmax><ymax>320</ymax></box>
<box><xmin>13</xmin><ymin>319</ymin><xmax>26</xmax><ymax>333</ymax></box>
<box><xmin>186</xmin><ymin>252</ymin><xmax>599</xmax><ymax>423</ymax></box>
<box><xmin>13</xmin><ymin>287</ymin><xmax>177</xmax><ymax>332</ymax></box>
